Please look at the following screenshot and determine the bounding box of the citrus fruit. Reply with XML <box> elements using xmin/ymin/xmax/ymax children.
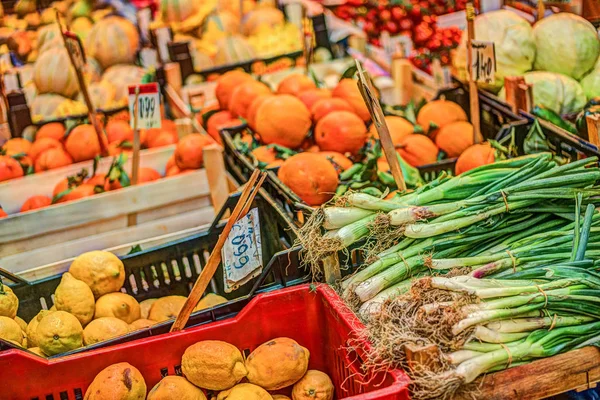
<box><xmin>194</xmin><ymin>293</ymin><xmax>227</xmax><ymax>311</ymax></box>
<box><xmin>0</xmin><ymin>283</ymin><xmax>18</xmax><ymax>318</ymax></box>
<box><xmin>139</xmin><ymin>298</ymin><xmax>157</xmax><ymax>319</ymax></box>
<box><xmin>69</xmin><ymin>250</ymin><xmax>125</xmax><ymax>298</ymax></box>
<box><xmin>36</xmin><ymin>311</ymin><xmax>84</xmax><ymax>355</ymax></box>
<box><xmin>54</xmin><ymin>272</ymin><xmax>95</xmax><ymax>326</ymax></box>
<box><xmin>148</xmin><ymin>295</ymin><xmax>186</xmax><ymax>322</ymax></box>
<box><xmin>84</xmin><ymin>362</ymin><xmax>147</xmax><ymax>399</ymax></box>
<box><xmin>0</xmin><ymin>316</ymin><xmax>24</xmax><ymax>344</ymax></box>
<box><xmin>147</xmin><ymin>375</ymin><xmax>207</xmax><ymax>400</ymax></box>
<box><xmin>129</xmin><ymin>319</ymin><xmax>156</xmax><ymax>331</ymax></box>
<box><xmin>181</xmin><ymin>340</ymin><xmax>248</xmax><ymax>391</ymax></box>
<box><xmin>95</xmin><ymin>292</ymin><xmax>141</xmax><ymax>324</ymax></box>
<box><xmin>216</xmin><ymin>383</ymin><xmax>272</xmax><ymax>400</ymax></box>
<box><xmin>292</xmin><ymin>370</ymin><xmax>334</xmax><ymax>400</ymax></box>
<box><xmin>26</xmin><ymin>309</ymin><xmax>54</xmax><ymax>348</ymax></box>
<box><xmin>83</xmin><ymin>317</ymin><xmax>130</xmax><ymax>345</ymax></box>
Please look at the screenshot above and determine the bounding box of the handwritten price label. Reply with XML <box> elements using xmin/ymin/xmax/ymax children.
<box><xmin>64</xmin><ymin>32</ymin><xmax>86</xmax><ymax>70</ymax></box>
<box><xmin>128</xmin><ymin>83</ymin><xmax>161</xmax><ymax>129</ymax></box>
<box><xmin>222</xmin><ymin>207</ymin><xmax>263</xmax><ymax>293</ymax></box>
<box><xmin>381</xmin><ymin>33</ymin><xmax>413</xmax><ymax>59</ymax></box>
<box><xmin>470</xmin><ymin>40</ymin><xmax>496</xmax><ymax>84</ymax></box>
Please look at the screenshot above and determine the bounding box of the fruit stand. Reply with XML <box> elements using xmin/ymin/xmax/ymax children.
<box><xmin>5</xmin><ymin>0</ymin><xmax>600</xmax><ymax>399</ymax></box>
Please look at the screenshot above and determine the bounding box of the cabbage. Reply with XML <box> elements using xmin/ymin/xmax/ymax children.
<box><xmin>580</xmin><ymin>69</ymin><xmax>600</xmax><ymax>100</ymax></box>
<box><xmin>498</xmin><ymin>71</ymin><xmax>586</xmax><ymax>115</ymax></box>
<box><xmin>533</xmin><ymin>13</ymin><xmax>600</xmax><ymax>80</ymax></box>
<box><xmin>453</xmin><ymin>10</ymin><xmax>535</xmax><ymax>91</ymax></box>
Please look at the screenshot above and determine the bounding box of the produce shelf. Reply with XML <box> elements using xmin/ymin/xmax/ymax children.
<box><xmin>0</xmin><ymin>284</ymin><xmax>410</xmax><ymax>400</ymax></box>
<box><xmin>0</xmin><ymin>192</ymin><xmax>308</xmax><ymax>356</ymax></box>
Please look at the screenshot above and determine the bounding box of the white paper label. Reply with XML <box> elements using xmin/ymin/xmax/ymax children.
<box><xmin>222</xmin><ymin>207</ymin><xmax>263</xmax><ymax>293</ymax></box>
<box><xmin>382</xmin><ymin>34</ymin><xmax>413</xmax><ymax>59</ymax></box>
<box><xmin>470</xmin><ymin>40</ymin><xmax>496</xmax><ymax>84</ymax></box>
<box><xmin>4</xmin><ymin>72</ymin><xmax>19</xmax><ymax>92</ymax></box>
<box><xmin>137</xmin><ymin>8</ymin><xmax>152</xmax><ymax>43</ymax></box>
<box><xmin>128</xmin><ymin>83</ymin><xmax>161</xmax><ymax>130</ymax></box>
<box><xmin>140</xmin><ymin>48</ymin><xmax>159</xmax><ymax>70</ymax></box>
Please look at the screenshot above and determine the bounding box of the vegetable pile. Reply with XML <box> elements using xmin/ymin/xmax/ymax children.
<box><xmin>297</xmin><ymin>152</ymin><xmax>600</xmax><ymax>398</ymax></box>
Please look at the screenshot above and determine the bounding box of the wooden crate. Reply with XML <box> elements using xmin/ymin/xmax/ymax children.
<box><xmin>0</xmin><ymin>144</ymin><xmax>230</xmax><ymax>263</ymax></box>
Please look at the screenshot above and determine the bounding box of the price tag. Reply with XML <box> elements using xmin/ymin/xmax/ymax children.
<box><xmin>4</xmin><ymin>72</ymin><xmax>20</xmax><ymax>92</ymax></box>
<box><xmin>64</xmin><ymin>32</ymin><xmax>86</xmax><ymax>70</ymax></box>
<box><xmin>221</xmin><ymin>207</ymin><xmax>263</xmax><ymax>293</ymax></box>
<box><xmin>470</xmin><ymin>40</ymin><xmax>496</xmax><ymax>84</ymax></box>
<box><xmin>139</xmin><ymin>48</ymin><xmax>159</xmax><ymax>70</ymax></box>
<box><xmin>128</xmin><ymin>83</ymin><xmax>161</xmax><ymax>129</ymax></box>
<box><xmin>382</xmin><ymin>33</ymin><xmax>413</xmax><ymax>59</ymax></box>
<box><xmin>154</xmin><ymin>27</ymin><xmax>172</xmax><ymax>64</ymax></box>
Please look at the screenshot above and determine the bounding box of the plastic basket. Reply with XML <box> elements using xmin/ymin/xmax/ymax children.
<box><xmin>221</xmin><ymin>84</ymin><xmax>525</xmax><ymax>224</ymax></box>
<box><xmin>0</xmin><ymin>192</ymin><xmax>310</xmax><ymax>356</ymax></box>
<box><xmin>0</xmin><ymin>284</ymin><xmax>410</xmax><ymax>400</ymax></box>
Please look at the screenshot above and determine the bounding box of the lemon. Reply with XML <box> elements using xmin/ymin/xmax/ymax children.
<box><xmin>148</xmin><ymin>296</ymin><xmax>186</xmax><ymax>322</ymax></box>
<box><xmin>26</xmin><ymin>309</ymin><xmax>53</xmax><ymax>348</ymax></box>
<box><xmin>0</xmin><ymin>283</ymin><xmax>18</xmax><ymax>318</ymax></box>
<box><xmin>95</xmin><ymin>292</ymin><xmax>140</xmax><ymax>324</ymax></box>
<box><xmin>194</xmin><ymin>293</ymin><xmax>227</xmax><ymax>312</ymax></box>
<box><xmin>84</xmin><ymin>362</ymin><xmax>147</xmax><ymax>399</ymax></box>
<box><xmin>182</xmin><ymin>340</ymin><xmax>247</xmax><ymax>391</ymax></box>
<box><xmin>28</xmin><ymin>347</ymin><xmax>47</xmax><ymax>357</ymax></box>
<box><xmin>139</xmin><ymin>298</ymin><xmax>157</xmax><ymax>319</ymax></box>
<box><xmin>129</xmin><ymin>319</ymin><xmax>156</xmax><ymax>331</ymax></box>
<box><xmin>147</xmin><ymin>376</ymin><xmax>207</xmax><ymax>400</ymax></box>
<box><xmin>54</xmin><ymin>272</ymin><xmax>95</xmax><ymax>326</ymax></box>
<box><xmin>14</xmin><ymin>316</ymin><xmax>27</xmax><ymax>331</ymax></box>
<box><xmin>83</xmin><ymin>317</ymin><xmax>130</xmax><ymax>345</ymax></box>
<box><xmin>69</xmin><ymin>250</ymin><xmax>125</xmax><ymax>298</ymax></box>
<box><xmin>217</xmin><ymin>383</ymin><xmax>272</xmax><ymax>400</ymax></box>
<box><xmin>0</xmin><ymin>316</ymin><xmax>24</xmax><ymax>344</ymax></box>
<box><xmin>36</xmin><ymin>311</ymin><xmax>83</xmax><ymax>356</ymax></box>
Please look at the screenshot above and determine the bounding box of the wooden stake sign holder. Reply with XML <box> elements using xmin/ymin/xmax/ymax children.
<box><xmin>504</xmin><ymin>76</ymin><xmax>534</xmax><ymax>114</ymax></box>
<box><xmin>465</xmin><ymin>2</ymin><xmax>482</xmax><ymax>144</ymax></box>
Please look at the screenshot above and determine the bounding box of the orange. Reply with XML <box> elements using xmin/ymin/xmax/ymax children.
<box><xmin>317</xmin><ymin>151</ymin><xmax>353</xmax><ymax>171</ymax></box>
<box><xmin>251</xmin><ymin>146</ymin><xmax>278</xmax><ymax>164</ymax></box>
<box><xmin>146</xmin><ymin>131</ymin><xmax>177</xmax><ymax>148</ymax></box>
<box><xmin>315</xmin><ymin>111</ymin><xmax>367</xmax><ymax>155</ymax></box>
<box><xmin>369</xmin><ymin>116</ymin><xmax>414</xmax><ymax>144</ymax></box>
<box><xmin>0</xmin><ymin>155</ymin><xmax>24</xmax><ymax>181</ymax></box>
<box><xmin>0</xmin><ymin>208</ymin><xmax>7</xmax><ymax>218</ymax></box>
<box><xmin>29</xmin><ymin>137</ymin><xmax>64</xmax><ymax>161</ymax></box>
<box><xmin>435</xmin><ymin>121</ymin><xmax>476</xmax><ymax>158</ymax></box>
<box><xmin>332</xmin><ymin>79</ymin><xmax>371</xmax><ymax>122</ymax></box>
<box><xmin>278</xmin><ymin>153</ymin><xmax>338</xmax><ymax>206</ymax></box>
<box><xmin>416</xmin><ymin>99</ymin><xmax>468</xmax><ymax>136</ymax></box>
<box><xmin>255</xmin><ymin>95</ymin><xmax>311</xmax><ymax>148</ymax></box>
<box><xmin>53</xmin><ymin>178</ymin><xmax>70</xmax><ymax>197</ymax></box>
<box><xmin>291</xmin><ymin>370</ymin><xmax>334</xmax><ymax>400</ymax></box>
<box><xmin>65</xmin><ymin>125</ymin><xmax>104</xmax><ymax>162</ymax></box>
<box><xmin>397</xmin><ymin>134</ymin><xmax>439</xmax><ymax>167</ymax></box>
<box><xmin>34</xmin><ymin>148</ymin><xmax>73</xmax><ymax>172</ymax></box>
<box><xmin>166</xmin><ymin>165</ymin><xmax>191</xmax><ymax>176</ymax></box>
<box><xmin>2</xmin><ymin>138</ymin><xmax>32</xmax><ymax>156</ymax></box>
<box><xmin>36</xmin><ymin>122</ymin><xmax>66</xmax><ymax>142</ymax></box>
<box><xmin>174</xmin><ymin>134</ymin><xmax>214</xmax><ymax>170</ymax></box>
<box><xmin>246</xmin><ymin>94</ymin><xmax>274</xmax><ymax>131</ymax></box>
<box><xmin>215</xmin><ymin>70</ymin><xmax>253</xmax><ymax>109</ymax></box>
<box><xmin>105</xmin><ymin>119</ymin><xmax>134</xmax><ymax>144</ymax></box>
<box><xmin>455</xmin><ymin>143</ymin><xmax>495</xmax><ymax>175</ymax></box>
<box><xmin>107</xmin><ymin>141</ymin><xmax>132</xmax><ymax>156</ymax></box>
<box><xmin>138</xmin><ymin>167</ymin><xmax>161</xmax><ymax>183</ymax></box>
<box><xmin>165</xmin><ymin>154</ymin><xmax>176</xmax><ymax>171</ymax></box>
<box><xmin>55</xmin><ymin>184</ymin><xmax>96</xmax><ymax>203</ymax></box>
<box><xmin>107</xmin><ymin>110</ymin><xmax>130</xmax><ymax>123</ymax></box>
<box><xmin>86</xmin><ymin>174</ymin><xmax>110</xmax><ymax>192</ymax></box>
<box><xmin>297</xmin><ymin>88</ymin><xmax>331</xmax><ymax>110</ymax></box>
<box><xmin>310</xmin><ymin>98</ymin><xmax>353</xmax><ymax>122</ymax></box>
<box><xmin>228</xmin><ymin>81</ymin><xmax>271</xmax><ymax>119</ymax></box>
<box><xmin>20</xmin><ymin>195</ymin><xmax>52</xmax><ymax>213</ymax></box>
<box><xmin>277</xmin><ymin>73</ymin><xmax>316</xmax><ymax>96</ymax></box>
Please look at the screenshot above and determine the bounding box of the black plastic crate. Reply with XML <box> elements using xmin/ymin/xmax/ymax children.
<box><xmin>0</xmin><ymin>192</ymin><xmax>310</xmax><ymax>356</ymax></box>
<box><xmin>221</xmin><ymin>84</ymin><xmax>525</xmax><ymax>224</ymax></box>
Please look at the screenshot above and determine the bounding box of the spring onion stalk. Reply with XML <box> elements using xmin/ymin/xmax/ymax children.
<box><xmin>328</xmin><ymin>214</ymin><xmax>378</xmax><ymax>248</ymax></box>
<box><xmin>346</xmin><ymin>193</ymin><xmax>404</xmax><ymax>212</ymax></box>
<box><xmin>447</xmin><ymin>350</ymin><xmax>485</xmax><ymax>365</ymax></box>
<box><xmin>575</xmin><ymin>204</ymin><xmax>596</xmax><ymax>261</ymax></box>
<box><xmin>354</xmin><ymin>256</ymin><xmax>425</xmax><ymax>302</ymax></box>
<box><xmin>473</xmin><ymin>326</ymin><xmax>530</xmax><ymax>343</ymax></box>
<box><xmin>323</xmin><ymin>207</ymin><xmax>375</xmax><ymax>230</ymax></box>
<box><xmin>486</xmin><ymin>316</ymin><xmax>595</xmax><ymax>333</ymax></box>
<box><xmin>358</xmin><ymin>273</ymin><xmax>426</xmax><ymax>319</ymax></box>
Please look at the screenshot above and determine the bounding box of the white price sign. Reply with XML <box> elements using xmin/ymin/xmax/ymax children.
<box><xmin>470</xmin><ymin>40</ymin><xmax>496</xmax><ymax>84</ymax></box>
<box><xmin>154</xmin><ymin>27</ymin><xmax>172</xmax><ymax>64</ymax></box>
<box><xmin>381</xmin><ymin>32</ymin><xmax>413</xmax><ymax>59</ymax></box>
<box><xmin>64</xmin><ymin>32</ymin><xmax>86</xmax><ymax>70</ymax></box>
<box><xmin>221</xmin><ymin>207</ymin><xmax>263</xmax><ymax>293</ymax></box>
<box><xmin>128</xmin><ymin>83</ymin><xmax>161</xmax><ymax>129</ymax></box>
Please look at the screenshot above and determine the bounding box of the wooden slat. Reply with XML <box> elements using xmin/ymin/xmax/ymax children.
<box><xmin>6</xmin><ymin>207</ymin><xmax>215</xmax><ymax>280</ymax></box>
<box><xmin>0</xmin><ymin>169</ymin><xmax>210</xmax><ymax>244</ymax></box>
<box><xmin>469</xmin><ymin>347</ymin><xmax>600</xmax><ymax>399</ymax></box>
<box><xmin>0</xmin><ymin>145</ymin><xmax>175</xmax><ymax>214</ymax></box>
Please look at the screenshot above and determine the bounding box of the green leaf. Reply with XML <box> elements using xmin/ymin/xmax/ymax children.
<box><xmin>52</xmin><ymin>187</ymin><xmax>74</xmax><ymax>204</ymax></box>
<box><xmin>119</xmin><ymin>170</ymin><xmax>131</xmax><ymax>187</ymax></box>
<box><xmin>9</xmin><ymin>152</ymin><xmax>27</xmax><ymax>160</ymax></box>
<box><xmin>127</xmin><ymin>244</ymin><xmax>143</xmax><ymax>254</ymax></box>
<box><xmin>92</xmin><ymin>155</ymin><xmax>100</xmax><ymax>177</ymax></box>
<box><xmin>340</xmin><ymin>65</ymin><xmax>357</xmax><ymax>81</ymax></box>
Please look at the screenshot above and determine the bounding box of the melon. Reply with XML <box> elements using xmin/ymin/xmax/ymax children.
<box><xmin>84</xmin><ymin>58</ymin><xmax>103</xmax><ymax>84</ymax></box>
<box><xmin>33</xmin><ymin>47</ymin><xmax>79</xmax><ymax>99</ymax></box>
<box><xmin>78</xmin><ymin>81</ymin><xmax>116</xmax><ymax>110</ymax></box>
<box><xmin>159</xmin><ymin>0</ymin><xmax>200</xmax><ymax>24</ymax></box>
<box><xmin>71</xmin><ymin>17</ymin><xmax>93</xmax><ymax>42</ymax></box>
<box><xmin>203</xmin><ymin>11</ymin><xmax>240</xmax><ymax>34</ymax></box>
<box><xmin>242</xmin><ymin>8</ymin><xmax>284</xmax><ymax>36</ymax></box>
<box><xmin>214</xmin><ymin>35</ymin><xmax>255</xmax><ymax>66</ymax></box>
<box><xmin>101</xmin><ymin>64</ymin><xmax>145</xmax><ymax>104</ymax></box>
<box><xmin>36</xmin><ymin>23</ymin><xmax>62</xmax><ymax>52</ymax></box>
<box><xmin>85</xmin><ymin>16</ymin><xmax>140</xmax><ymax>69</ymax></box>
<box><xmin>30</xmin><ymin>94</ymin><xmax>87</xmax><ymax>122</ymax></box>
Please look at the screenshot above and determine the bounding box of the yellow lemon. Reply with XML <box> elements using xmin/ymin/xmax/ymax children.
<box><xmin>26</xmin><ymin>309</ymin><xmax>54</xmax><ymax>348</ymax></box>
<box><xmin>0</xmin><ymin>316</ymin><xmax>24</xmax><ymax>344</ymax></box>
<box><xmin>148</xmin><ymin>296</ymin><xmax>186</xmax><ymax>322</ymax></box>
<box><xmin>194</xmin><ymin>293</ymin><xmax>227</xmax><ymax>312</ymax></box>
<box><xmin>83</xmin><ymin>317</ymin><xmax>130</xmax><ymax>346</ymax></box>
<box><xmin>95</xmin><ymin>292</ymin><xmax>140</xmax><ymax>324</ymax></box>
<box><xmin>0</xmin><ymin>283</ymin><xmax>18</xmax><ymax>318</ymax></box>
<box><xmin>216</xmin><ymin>383</ymin><xmax>272</xmax><ymax>400</ymax></box>
<box><xmin>129</xmin><ymin>319</ymin><xmax>156</xmax><ymax>331</ymax></box>
<box><xmin>28</xmin><ymin>346</ymin><xmax>47</xmax><ymax>357</ymax></box>
<box><xmin>14</xmin><ymin>316</ymin><xmax>27</xmax><ymax>331</ymax></box>
<box><xmin>147</xmin><ymin>376</ymin><xmax>207</xmax><ymax>400</ymax></box>
<box><xmin>139</xmin><ymin>298</ymin><xmax>157</xmax><ymax>319</ymax></box>
<box><xmin>36</xmin><ymin>311</ymin><xmax>83</xmax><ymax>356</ymax></box>
<box><xmin>84</xmin><ymin>362</ymin><xmax>147</xmax><ymax>399</ymax></box>
<box><xmin>54</xmin><ymin>272</ymin><xmax>95</xmax><ymax>326</ymax></box>
<box><xmin>69</xmin><ymin>250</ymin><xmax>125</xmax><ymax>298</ymax></box>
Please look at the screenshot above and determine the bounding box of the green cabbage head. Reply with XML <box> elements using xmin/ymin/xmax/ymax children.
<box><xmin>498</xmin><ymin>71</ymin><xmax>586</xmax><ymax>115</ymax></box>
<box><xmin>533</xmin><ymin>13</ymin><xmax>600</xmax><ymax>80</ymax></box>
<box><xmin>453</xmin><ymin>10</ymin><xmax>535</xmax><ymax>92</ymax></box>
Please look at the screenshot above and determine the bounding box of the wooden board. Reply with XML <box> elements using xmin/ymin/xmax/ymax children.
<box><xmin>464</xmin><ymin>347</ymin><xmax>600</xmax><ymax>399</ymax></box>
<box><xmin>0</xmin><ymin>169</ymin><xmax>211</xmax><ymax>257</ymax></box>
<box><xmin>2</xmin><ymin>206</ymin><xmax>215</xmax><ymax>278</ymax></box>
<box><xmin>0</xmin><ymin>145</ymin><xmax>175</xmax><ymax>214</ymax></box>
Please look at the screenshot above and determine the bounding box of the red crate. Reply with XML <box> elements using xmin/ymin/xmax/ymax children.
<box><xmin>1</xmin><ymin>284</ymin><xmax>410</xmax><ymax>400</ymax></box>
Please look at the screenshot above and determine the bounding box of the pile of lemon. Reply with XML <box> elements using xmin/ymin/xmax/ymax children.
<box><xmin>0</xmin><ymin>250</ymin><xmax>226</xmax><ymax>357</ymax></box>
